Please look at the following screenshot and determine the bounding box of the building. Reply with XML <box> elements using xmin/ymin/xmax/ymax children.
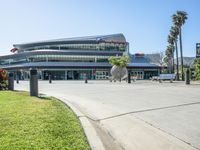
<box><xmin>129</xmin><ymin>53</ymin><xmax>162</xmax><ymax>79</ymax></box>
<box><xmin>0</xmin><ymin>34</ymin><xmax>161</xmax><ymax>80</ymax></box>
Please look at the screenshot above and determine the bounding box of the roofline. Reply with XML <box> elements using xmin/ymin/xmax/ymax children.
<box><xmin>13</xmin><ymin>33</ymin><xmax>127</xmax><ymax>50</ymax></box>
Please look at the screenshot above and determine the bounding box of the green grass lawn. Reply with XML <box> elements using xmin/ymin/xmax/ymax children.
<box><xmin>0</xmin><ymin>91</ymin><xmax>90</xmax><ymax>150</ymax></box>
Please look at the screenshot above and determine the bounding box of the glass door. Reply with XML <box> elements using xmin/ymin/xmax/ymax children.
<box><xmin>131</xmin><ymin>71</ymin><xmax>144</xmax><ymax>79</ymax></box>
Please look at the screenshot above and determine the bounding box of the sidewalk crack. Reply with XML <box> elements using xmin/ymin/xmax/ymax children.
<box><xmin>134</xmin><ymin>115</ymin><xmax>200</xmax><ymax>150</ymax></box>
<box><xmin>98</xmin><ymin>101</ymin><xmax>200</xmax><ymax>121</ymax></box>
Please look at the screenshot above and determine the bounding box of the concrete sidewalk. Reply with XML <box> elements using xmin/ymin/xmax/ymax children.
<box><xmin>15</xmin><ymin>80</ymin><xmax>200</xmax><ymax>150</ymax></box>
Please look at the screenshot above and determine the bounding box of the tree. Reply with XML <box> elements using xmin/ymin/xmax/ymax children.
<box><xmin>165</xmin><ymin>45</ymin><xmax>174</xmax><ymax>73</ymax></box>
<box><xmin>108</xmin><ymin>55</ymin><xmax>129</xmax><ymax>67</ymax></box>
<box><xmin>167</xmin><ymin>35</ymin><xmax>175</xmax><ymax>73</ymax></box>
<box><xmin>170</xmin><ymin>26</ymin><xmax>180</xmax><ymax>80</ymax></box>
<box><xmin>159</xmin><ymin>51</ymin><xmax>165</xmax><ymax>70</ymax></box>
<box><xmin>172</xmin><ymin>11</ymin><xmax>188</xmax><ymax>81</ymax></box>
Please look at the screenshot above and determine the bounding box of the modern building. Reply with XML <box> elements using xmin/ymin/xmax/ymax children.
<box><xmin>129</xmin><ymin>53</ymin><xmax>162</xmax><ymax>79</ymax></box>
<box><xmin>0</xmin><ymin>34</ymin><xmax>161</xmax><ymax>80</ymax></box>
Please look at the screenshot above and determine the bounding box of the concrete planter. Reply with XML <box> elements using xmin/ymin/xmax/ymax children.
<box><xmin>110</xmin><ymin>65</ymin><xmax>128</xmax><ymax>81</ymax></box>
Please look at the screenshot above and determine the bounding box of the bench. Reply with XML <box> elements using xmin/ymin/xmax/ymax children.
<box><xmin>159</xmin><ymin>74</ymin><xmax>176</xmax><ymax>83</ymax></box>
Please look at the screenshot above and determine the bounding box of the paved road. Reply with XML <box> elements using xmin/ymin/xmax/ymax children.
<box><xmin>15</xmin><ymin>80</ymin><xmax>200</xmax><ymax>150</ymax></box>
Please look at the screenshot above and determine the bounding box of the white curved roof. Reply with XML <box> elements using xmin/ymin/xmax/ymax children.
<box><xmin>14</xmin><ymin>33</ymin><xmax>127</xmax><ymax>50</ymax></box>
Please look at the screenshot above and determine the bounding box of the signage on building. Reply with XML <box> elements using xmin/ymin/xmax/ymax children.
<box><xmin>196</xmin><ymin>43</ymin><xmax>200</xmax><ymax>58</ymax></box>
<box><xmin>135</xmin><ymin>53</ymin><xmax>144</xmax><ymax>57</ymax></box>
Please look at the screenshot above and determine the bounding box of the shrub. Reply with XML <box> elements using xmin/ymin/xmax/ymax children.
<box><xmin>108</xmin><ymin>55</ymin><xmax>129</xmax><ymax>67</ymax></box>
<box><xmin>0</xmin><ymin>69</ymin><xmax>8</xmax><ymax>90</ymax></box>
<box><xmin>193</xmin><ymin>58</ymin><xmax>200</xmax><ymax>80</ymax></box>
<box><xmin>195</xmin><ymin>64</ymin><xmax>200</xmax><ymax>80</ymax></box>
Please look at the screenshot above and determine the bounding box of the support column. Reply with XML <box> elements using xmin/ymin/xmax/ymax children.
<box><xmin>158</xmin><ymin>69</ymin><xmax>160</xmax><ymax>76</ymax></box>
<box><xmin>41</xmin><ymin>71</ymin><xmax>44</xmax><ymax>80</ymax></box>
<box><xmin>65</xmin><ymin>70</ymin><xmax>67</xmax><ymax>80</ymax></box>
<box><xmin>72</xmin><ymin>71</ymin><xmax>74</xmax><ymax>80</ymax></box>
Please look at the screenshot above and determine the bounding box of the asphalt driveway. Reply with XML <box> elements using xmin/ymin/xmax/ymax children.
<box><xmin>15</xmin><ymin>80</ymin><xmax>200</xmax><ymax>150</ymax></box>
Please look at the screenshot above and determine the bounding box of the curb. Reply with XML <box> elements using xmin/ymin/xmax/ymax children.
<box><xmin>56</xmin><ymin>96</ymin><xmax>105</xmax><ymax>150</ymax></box>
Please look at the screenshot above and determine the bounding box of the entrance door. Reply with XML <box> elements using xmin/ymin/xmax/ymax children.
<box><xmin>73</xmin><ymin>71</ymin><xmax>79</xmax><ymax>80</ymax></box>
<box><xmin>144</xmin><ymin>71</ymin><xmax>158</xmax><ymax>79</ymax></box>
<box><xmin>67</xmin><ymin>71</ymin><xmax>73</xmax><ymax>80</ymax></box>
<box><xmin>131</xmin><ymin>71</ymin><xmax>144</xmax><ymax>79</ymax></box>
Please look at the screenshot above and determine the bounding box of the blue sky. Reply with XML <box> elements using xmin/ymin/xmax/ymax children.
<box><xmin>0</xmin><ymin>0</ymin><xmax>199</xmax><ymax>56</ymax></box>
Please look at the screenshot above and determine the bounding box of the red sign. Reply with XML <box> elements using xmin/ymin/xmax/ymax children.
<box><xmin>10</xmin><ymin>48</ymin><xmax>18</xmax><ymax>53</ymax></box>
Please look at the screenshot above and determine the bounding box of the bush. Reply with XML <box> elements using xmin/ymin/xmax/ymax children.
<box><xmin>108</xmin><ymin>55</ymin><xmax>129</xmax><ymax>67</ymax></box>
<box><xmin>193</xmin><ymin>58</ymin><xmax>200</xmax><ymax>80</ymax></box>
<box><xmin>0</xmin><ymin>69</ymin><xmax>8</xmax><ymax>90</ymax></box>
<box><xmin>195</xmin><ymin>64</ymin><xmax>200</xmax><ymax>80</ymax></box>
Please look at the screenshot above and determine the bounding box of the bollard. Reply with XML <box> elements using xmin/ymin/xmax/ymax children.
<box><xmin>128</xmin><ymin>72</ymin><xmax>131</xmax><ymax>83</ymax></box>
<box><xmin>186</xmin><ymin>68</ymin><xmax>190</xmax><ymax>85</ymax></box>
<box><xmin>85</xmin><ymin>74</ymin><xmax>88</xmax><ymax>84</ymax></box>
<box><xmin>16</xmin><ymin>72</ymin><xmax>19</xmax><ymax>84</ymax></box>
<box><xmin>49</xmin><ymin>75</ymin><xmax>52</xmax><ymax>83</ymax></box>
<box><xmin>30</xmin><ymin>69</ymin><xmax>38</xmax><ymax>96</ymax></box>
<box><xmin>8</xmin><ymin>72</ymin><xmax>14</xmax><ymax>90</ymax></box>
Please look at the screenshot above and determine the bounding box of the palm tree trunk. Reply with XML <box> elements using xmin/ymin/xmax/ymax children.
<box><xmin>179</xmin><ymin>27</ymin><xmax>184</xmax><ymax>81</ymax></box>
<box><xmin>175</xmin><ymin>41</ymin><xmax>179</xmax><ymax>80</ymax></box>
<box><xmin>167</xmin><ymin>59</ymin><xmax>171</xmax><ymax>73</ymax></box>
<box><xmin>172</xmin><ymin>50</ymin><xmax>175</xmax><ymax>73</ymax></box>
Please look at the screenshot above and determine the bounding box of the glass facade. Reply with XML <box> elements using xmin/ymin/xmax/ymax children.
<box><xmin>28</xmin><ymin>55</ymin><xmax>109</xmax><ymax>63</ymax></box>
<box><xmin>0</xmin><ymin>55</ymin><xmax>110</xmax><ymax>65</ymax></box>
<box><xmin>20</xmin><ymin>42</ymin><xmax>127</xmax><ymax>53</ymax></box>
<box><xmin>17</xmin><ymin>69</ymin><xmax>110</xmax><ymax>80</ymax></box>
<box><xmin>130</xmin><ymin>69</ymin><xmax>159</xmax><ymax>80</ymax></box>
<box><xmin>14</xmin><ymin>68</ymin><xmax>159</xmax><ymax>81</ymax></box>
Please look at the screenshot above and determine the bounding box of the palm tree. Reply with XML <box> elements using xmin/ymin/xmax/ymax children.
<box><xmin>167</xmin><ymin>35</ymin><xmax>175</xmax><ymax>73</ymax></box>
<box><xmin>170</xmin><ymin>26</ymin><xmax>180</xmax><ymax>80</ymax></box>
<box><xmin>165</xmin><ymin>45</ymin><xmax>174</xmax><ymax>73</ymax></box>
<box><xmin>164</xmin><ymin>50</ymin><xmax>170</xmax><ymax>73</ymax></box>
<box><xmin>172</xmin><ymin>11</ymin><xmax>188</xmax><ymax>81</ymax></box>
